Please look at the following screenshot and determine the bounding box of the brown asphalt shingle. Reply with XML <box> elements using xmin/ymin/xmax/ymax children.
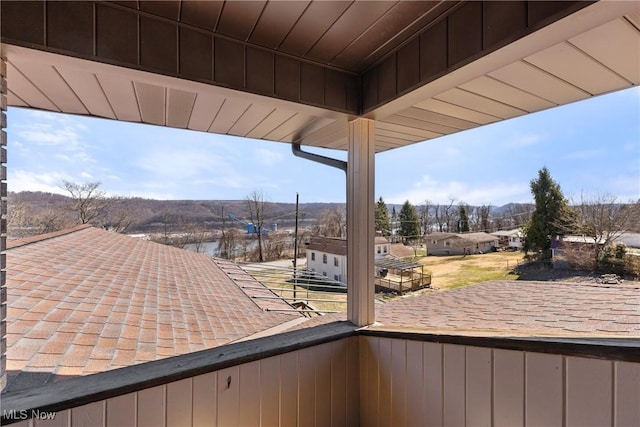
<box><xmin>375</xmin><ymin>280</ymin><xmax>640</xmax><ymax>336</ymax></box>
<box><xmin>6</xmin><ymin>225</ymin><xmax>300</xmax><ymax>391</ymax></box>
<box><xmin>290</xmin><ymin>280</ymin><xmax>640</xmax><ymax>337</ymax></box>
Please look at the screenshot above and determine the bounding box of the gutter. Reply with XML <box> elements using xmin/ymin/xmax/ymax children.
<box><xmin>291</xmin><ymin>143</ymin><xmax>347</xmax><ymax>173</ymax></box>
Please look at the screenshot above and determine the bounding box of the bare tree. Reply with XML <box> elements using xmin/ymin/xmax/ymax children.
<box><xmin>246</xmin><ymin>190</ymin><xmax>268</xmax><ymax>262</ymax></box>
<box><xmin>420</xmin><ymin>200</ymin><xmax>433</xmax><ymax>234</ymax></box>
<box><xmin>218</xmin><ymin>228</ymin><xmax>241</xmax><ymax>259</ymax></box>
<box><xmin>574</xmin><ymin>194</ymin><xmax>637</xmax><ymax>267</ymax></box>
<box><xmin>62</xmin><ymin>180</ymin><xmax>107</xmax><ymax>225</ymax></box>
<box><xmin>312</xmin><ymin>207</ymin><xmax>346</xmax><ymax>238</ymax></box>
<box><xmin>102</xmin><ymin>197</ymin><xmax>134</xmax><ymax>233</ymax></box>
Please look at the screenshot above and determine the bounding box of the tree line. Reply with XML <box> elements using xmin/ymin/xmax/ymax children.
<box><xmin>374</xmin><ymin>197</ymin><xmax>533</xmax><ymax>242</ymax></box>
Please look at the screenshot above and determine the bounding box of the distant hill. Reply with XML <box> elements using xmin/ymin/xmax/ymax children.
<box><xmin>7</xmin><ymin>191</ymin><xmax>533</xmax><ymax>238</ymax></box>
<box><xmin>7</xmin><ymin>191</ymin><xmax>346</xmax><ymax>236</ymax></box>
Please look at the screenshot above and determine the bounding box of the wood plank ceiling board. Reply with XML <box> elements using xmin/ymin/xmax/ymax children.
<box><xmin>266</xmin><ymin>113</ymin><xmax>326</xmax><ymax>142</ymax></box>
<box><xmin>216</xmin><ymin>1</ymin><xmax>266</xmax><ymax>41</ymax></box>
<box><xmin>333</xmin><ymin>1</ymin><xmax>443</xmax><ymax>71</ymax></box>
<box><xmin>133</xmin><ymin>81</ymin><xmax>166</xmax><ymax>126</ymax></box>
<box><xmin>376</xmin><ymin>121</ymin><xmax>442</xmax><ymax>140</ymax></box>
<box><xmin>6</xmin><ymin>62</ymin><xmax>60</xmax><ymax>112</ymax></box>
<box><xmin>139</xmin><ymin>0</ymin><xmax>180</xmax><ymax>21</ymax></box>
<box><xmin>459</xmin><ymin>76</ymin><xmax>557</xmax><ymax>112</ymax></box>
<box><xmin>208</xmin><ymin>98</ymin><xmax>250</xmax><ymax>134</ymax></box>
<box><xmin>388</xmin><ymin>112</ymin><xmax>464</xmax><ymax>135</ymax></box>
<box><xmin>569</xmin><ymin>19</ymin><xmax>640</xmax><ymax>85</ymax></box>
<box><xmin>627</xmin><ymin>11</ymin><xmax>640</xmax><ymax>30</ymax></box>
<box><xmin>7</xmin><ymin>89</ymin><xmax>29</xmax><ymax>107</ymax></box>
<box><xmin>306</xmin><ymin>1</ymin><xmax>395</xmax><ymax>65</ymax></box>
<box><xmin>187</xmin><ymin>92</ymin><xmax>225</xmax><ymax>132</ymax></box>
<box><xmin>434</xmin><ymin>88</ymin><xmax>526</xmax><ymax>119</ymax></box>
<box><xmin>277</xmin><ymin>1</ymin><xmax>352</xmax><ymax>58</ymax></box>
<box><xmin>376</xmin><ymin>129</ymin><xmax>425</xmax><ymax>143</ymax></box>
<box><xmin>413</xmin><ymin>98</ymin><xmax>501</xmax><ymax>125</ymax></box>
<box><xmin>166</xmin><ymin>88</ymin><xmax>197</xmax><ymax>129</ymax></box>
<box><xmin>228</xmin><ymin>103</ymin><xmax>275</xmax><ymax>137</ymax></box>
<box><xmin>245</xmin><ymin>109</ymin><xmax>297</xmax><ymax>140</ymax></box>
<box><xmin>248</xmin><ymin>1</ymin><xmax>311</xmax><ymax>50</ymax></box>
<box><xmin>97</xmin><ymin>74</ymin><xmax>141</xmax><ymax>122</ymax></box>
<box><xmin>296</xmin><ymin>118</ymin><xmax>347</xmax><ymax>147</ymax></box>
<box><xmin>16</xmin><ymin>64</ymin><xmax>88</xmax><ymax>115</ymax></box>
<box><xmin>399</xmin><ymin>107</ymin><xmax>478</xmax><ymax>130</ymax></box>
<box><xmin>292</xmin><ymin>116</ymin><xmax>337</xmax><ymax>141</ymax></box>
<box><xmin>488</xmin><ymin>61</ymin><xmax>589</xmax><ymax>105</ymax></box>
<box><xmin>56</xmin><ymin>66</ymin><xmax>117</xmax><ymax>119</ymax></box>
<box><xmin>180</xmin><ymin>1</ymin><xmax>224</xmax><ymax>32</ymax></box>
<box><xmin>524</xmin><ymin>42</ymin><xmax>631</xmax><ymax>96</ymax></box>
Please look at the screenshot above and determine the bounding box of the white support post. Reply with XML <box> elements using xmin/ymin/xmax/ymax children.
<box><xmin>347</xmin><ymin>118</ymin><xmax>375</xmax><ymax>326</ymax></box>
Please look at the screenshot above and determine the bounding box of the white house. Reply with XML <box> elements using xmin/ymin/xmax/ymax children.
<box><xmin>491</xmin><ymin>228</ymin><xmax>523</xmax><ymax>249</ymax></box>
<box><xmin>306</xmin><ymin>236</ymin><xmax>390</xmax><ymax>283</ymax></box>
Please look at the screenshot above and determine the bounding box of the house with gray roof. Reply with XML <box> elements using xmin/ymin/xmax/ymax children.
<box><xmin>426</xmin><ymin>232</ymin><xmax>498</xmax><ymax>255</ymax></box>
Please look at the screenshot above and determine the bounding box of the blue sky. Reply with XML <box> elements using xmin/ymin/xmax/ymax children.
<box><xmin>7</xmin><ymin>86</ymin><xmax>639</xmax><ymax>206</ymax></box>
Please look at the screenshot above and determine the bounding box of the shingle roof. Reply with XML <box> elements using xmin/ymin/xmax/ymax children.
<box><xmin>305</xmin><ymin>236</ymin><xmax>347</xmax><ymax>256</ymax></box>
<box><xmin>375</xmin><ymin>281</ymin><xmax>640</xmax><ymax>336</ymax></box>
<box><xmin>6</xmin><ymin>225</ymin><xmax>300</xmax><ymax>391</ymax></box>
<box><xmin>292</xmin><ymin>280</ymin><xmax>640</xmax><ymax>337</ymax></box>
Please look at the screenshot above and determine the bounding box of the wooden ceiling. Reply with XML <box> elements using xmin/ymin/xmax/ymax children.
<box><xmin>113</xmin><ymin>0</ymin><xmax>455</xmax><ymax>73</ymax></box>
<box><xmin>2</xmin><ymin>1</ymin><xmax>639</xmax><ymax>153</ymax></box>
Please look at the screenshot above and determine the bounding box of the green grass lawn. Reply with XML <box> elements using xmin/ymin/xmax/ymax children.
<box><xmin>445</xmin><ymin>264</ymin><xmax>520</xmax><ymax>289</ymax></box>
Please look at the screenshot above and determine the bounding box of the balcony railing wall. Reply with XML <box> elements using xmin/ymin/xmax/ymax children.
<box><xmin>4</xmin><ymin>331</ymin><xmax>639</xmax><ymax>426</ymax></box>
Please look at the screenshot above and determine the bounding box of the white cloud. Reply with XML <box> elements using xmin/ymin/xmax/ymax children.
<box><xmin>387</xmin><ymin>175</ymin><xmax>530</xmax><ymax>206</ymax></box>
<box><xmin>14</xmin><ymin>111</ymin><xmax>96</xmax><ymax>164</ymax></box>
<box><xmin>8</xmin><ymin>170</ymin><xmax>69</xmax><ymax>194</ymax></box>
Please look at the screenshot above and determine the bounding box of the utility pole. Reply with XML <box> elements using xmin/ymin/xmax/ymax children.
<box><xmin>293</xmin><ymin>193</ymin><xmax>299</xmax><ymax>301</ymax></box>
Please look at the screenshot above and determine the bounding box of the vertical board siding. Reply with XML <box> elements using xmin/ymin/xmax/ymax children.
<box><xmin>377</xmin><ymin>337</ymin><xmax>393</xmax><ymax>427</ymax></box>
<box><xmin>193</xmin><ymin>372</ymin><xmax>217</xmax><ymax>427</ymax></box>
<box><xmin>260</xmin><ymin>356</ymin><xmax>280</xmax><ymax>427</ymax></box>
<box><xmin>14</xmin><ymin>336</ymin><xmax>639</xmax><ymax>427</ymax></box>
<box><xmin>137</xmin><ymin>385</ymin><xmax>165</xmax><ymax>427</ymax></box>
<box><xmin>493</xmin><ymin>349</ymin><xmax>524</xmax><ymax>427</ymax></box>
<box><xmin>615</xmin><ymin>361</ymin><xmax>640</xmax><ymax>427</ymax></box>
<box><xmin>216</xmin><ymin>366</ymin><xmax>239</xmax><ymax>427</ymax></box>
<box><xmin>314</xmin><ymin>343</ymin><xmax>332</xmax><ymax>427</ymax></box>
<box><xmin>405</xmin><ymin>340</ymin><xmax>424</xmax><ymax>426</ymax></box>
<box><xmin>346</xmin><ymin>337</ymin><xmax>360</xmax><ymax>427</ymax></box>
<box><xmin>238</xmin><ymin>361</ymin><xmax>261</xmax><ymax>426</ymax></box>
<box><xmin>465</xmin><ymin>346</ymin><xmax>492</xmax><ymax>426</ymax></box>
<box><xmin>525</xmin><ymin>352</ymin><xmax>563</xmax><ymax>427</ymax></box>
<box><xmin>566</xmin><ymin>357</ymin><xmax>613</xmax><ymax>427</ymax></box>
<box><xmin>106</xmin><ymin>393</ymin><xmax>136</xmax><ymax>427</ymax></box>
<box><xmin>279</xmin><ymin>351</ymin><xmax>298</xmax><ymax>427</ymax></box>
<box><xmin>166</xmin><ymin>378</ymin><xmax>193</xmax><ymax>427</ymax></box>
<box><xmin>330</xmin><ymin>339</ymin><xmax>347</xmax><ymax>427</ymax></box>
<box><xmin>71</xmin><ymin>401</ymin><xmax>105</xmax><ymax>427</ymax></box>
<box><xmin>34</xmin><ymin>409</ymin><xmax>70</xmax><ymax>427</ymax></box>
<box><xmin>423</xmin><ymin>342</ymin><xmax>443</xmax><ymax>427</ymax></box>
<box><xmin>297</xmin><ymin>346</ymin><xmax>316</xmax><ymax>427</ymax></box>
<box><xmin>391</xmin><ymin>339</ymin><xmax>407</xmax><ymax>427</ymax></box>
<box><xmin>443</xmin><ymin>344</ymin><xmax>465</xmax><ymax>427</ymax></box>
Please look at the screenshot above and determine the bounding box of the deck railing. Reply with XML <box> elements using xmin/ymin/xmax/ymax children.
<box><xmin>2</xmin><ymin>322</ymin><xmax>639</xmax><ymax>426</ymax></box>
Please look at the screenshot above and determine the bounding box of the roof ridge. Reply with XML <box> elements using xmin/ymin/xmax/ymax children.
<box><xmin>7</xmin><ymin>224</ymin><xmax>93</xmax><ymax>249</ymax></box>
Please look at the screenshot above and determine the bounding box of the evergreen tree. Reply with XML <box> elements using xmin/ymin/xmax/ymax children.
<box><xmin>375</xmin><ymin>197</ymin><xmax>392</xmax><ymax>236</ymax></box>
<box><xmin>399</xmin><ymin>200</ymin><xmax>420</xmax><ymax>242</ymax></box>
<box><xmin>457</xmin><ymin>204</ymin><xmax>470</xmax><ymax>233</ymax></box>
<box><xmin>523</xmin><ymin>167</ymin><xmax>575</xmax><ymax>258</ymax></box>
